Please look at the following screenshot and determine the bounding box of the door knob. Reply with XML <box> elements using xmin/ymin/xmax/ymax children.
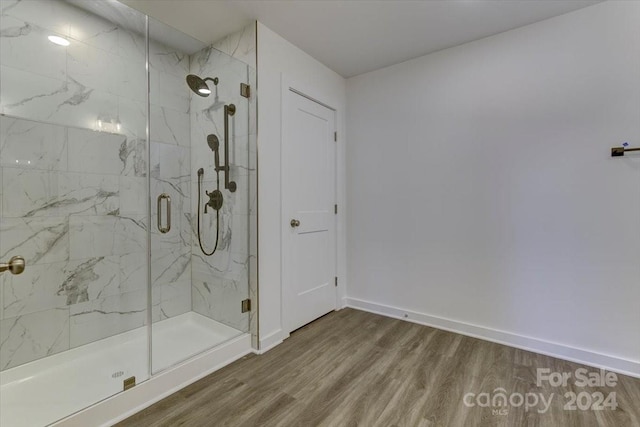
<box><xmin>0</xmin><ymin>256</ymin><xmax>26</xmax><ymax>275</ymax></box>
<box><xmin>290</xmin><ymin>219</ymin><xmax>300</xmax><ymax>228</ymax></box>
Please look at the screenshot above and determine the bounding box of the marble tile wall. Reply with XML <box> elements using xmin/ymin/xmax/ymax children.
<box><xmin>0</xmin><ymin>115</ymin><xmax>149</xmax><ymax>370</ymax></box>
<box><xmin>147</xmin><ymin>20</ymin><xmax>192</xmax><ymax>325</ymax></box>
<box><xmin>189</xmin><ymin>23</ymin><xmax>257</xmax><ymax>341</ymax></box>
<box><xmin>210</xmin><ymin>23</ymin><xmax>256</xmax><ymax>70</ymax></box>
<box><xmin>0</xmin><ymin>0</ymin><xmax>190</xmax><ymax>370</ymax></box>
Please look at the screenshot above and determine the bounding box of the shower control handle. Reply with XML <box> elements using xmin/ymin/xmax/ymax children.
<box><xmin>290</xmin><ymin>219</ymin><xmax>300</xmax><ymax>228</ymax></box>
<box><xmin>205</xmin><ymin>189</ymin><xmax>224</xmax><ymax>212</ymax></box>
<box><xmin>0</xmin><ymin>256</ymin><xmax>25</xmax><ymax>275</ymax></box>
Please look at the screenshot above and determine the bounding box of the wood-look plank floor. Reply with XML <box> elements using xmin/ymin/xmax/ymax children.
<box><xmin>117</xmin><ymin>308</ymin><xmax>640</xmax><ymax>427</ymax></box>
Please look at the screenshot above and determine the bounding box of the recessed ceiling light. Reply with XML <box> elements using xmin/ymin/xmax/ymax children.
<box><xmin>48</xmin><ymin>35</ymin><xmax>70</xmax><ymax>46</ymax></box>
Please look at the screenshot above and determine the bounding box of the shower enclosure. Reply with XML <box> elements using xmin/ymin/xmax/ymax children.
<box><xmin>0</xmin><ymin>1</ymin><xmax>257</xmax><ymax>425</ymax></box>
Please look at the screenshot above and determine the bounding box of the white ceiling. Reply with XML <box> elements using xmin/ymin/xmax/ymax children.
<box><xmin>122</xmin><ymin>0</ymin><xmax>602</xmax><ymax>78</ymax></box>
<box><xmin>120</xmin><ymin>0</ymin><xmax>251</xmax><ymax>45</ymax></box>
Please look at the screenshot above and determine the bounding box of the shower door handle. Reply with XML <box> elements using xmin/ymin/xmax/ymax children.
<box><xmin>157</xmin><ymin>193</ymin><xmax>171</xmax><ymax>234</ymax></box>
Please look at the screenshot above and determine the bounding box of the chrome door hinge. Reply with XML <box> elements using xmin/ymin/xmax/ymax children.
<box><xmin>335</xmin><ymin>277</ymin><xmax>338</xmax><ymax>287</ymax></box>
<box><xmin>334</xmin><ymin>204</ymin><xmax>338</xmax><ymax>214</ymax></box>
<box><xmin>240</xmin><ymin>83</ymin><xmax>251</xmax><ymax>98</ymax></box>
<box><xmin>241</xmin><ymin>298</ymin><xmax>251</xmax><ymax>313</ymax></box>
<box><xmin>334</xmin><ymin>131</ymin><xmax>337</xmax><ymax>142</ymax></box>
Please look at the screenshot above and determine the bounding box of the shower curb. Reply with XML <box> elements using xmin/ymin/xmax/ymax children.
<box><xmin>53</xmin><ymin>334</ymin><xmax>252</xmax><ymax>427</ymax></box>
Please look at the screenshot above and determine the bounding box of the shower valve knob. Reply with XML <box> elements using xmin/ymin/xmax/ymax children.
<box><xmin>205</xmin><ymin>189</ymin><xmax>224</xmax><ymax>212</ymax></box>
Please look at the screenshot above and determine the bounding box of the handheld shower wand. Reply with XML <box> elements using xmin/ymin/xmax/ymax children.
<box><xmin>208</xmin><ymin>134</ymin><xmax>220</xmax><ymax>171</ymax></box>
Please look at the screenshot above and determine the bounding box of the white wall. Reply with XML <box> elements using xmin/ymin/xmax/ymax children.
<box><xmin>257</xmin><ymin>23</ymin><xmax>347</xmax><ymax>349</ymax></box>
<box><xmin>346</xmin><ymin>1</ymin><xmax>640</xmax><ymax>376</ymax></box>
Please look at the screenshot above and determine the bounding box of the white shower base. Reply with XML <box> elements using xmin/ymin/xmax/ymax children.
<box><xmin>1</xmin><ymin>312</ymin><xmax>244</xmax><ymax>427</ymax></box>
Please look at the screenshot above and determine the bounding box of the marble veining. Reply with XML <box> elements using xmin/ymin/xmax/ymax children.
<box><xmin>0</xmin><ymin>307</ymin><xmax>70</xmax><ymax>370</ymax></box>
<box><xmin>57</xmin><ymin>256</ymin><xmax>119</xmax><ymax>305</ymax></box>
<box><xmin>119</xmin><ymin>138</ymin><xmax>147</xmax><ymax>176</ymax></box>
<box><xmin>1</xmin><ymin>168</ymin><xmax>121</xmax><ymax>218</ymax></box>
<box><xmin>150</xmin><ymin>105</ymin><xmax>190</xmax><ymax>146</ymax></box>
<box><xmin>153</xmin><ymin>281</ymin><xmax>190</xmax><ymax>322</ymax></box>
<box><xmin>0</xmin><ymin>216</ymin><xmax>69</xmax><ymax>265</ymax></box>
<box><xmin>1</xmin><ymin>261</ymin><xmax>67</xmax><ymax>318</ymax></box>
<box><xmin>0</xmin><ymin>16</ymin><xmax>66</xmax><ymax>81</ymax></box>
<box><xmin>0</xmin><ymin>1</ymin><xmax>20</xmax><ymax>16</ymax></box>
<box><xmin>2</xmin><ymin>73</ymin><xmax>95</xmax><ymax>117</ymax></box>
<box><xmin>119</xmin><ymin>176</ymin><xmax>146</xmax><ymax>215</ymax></box>
<box><xmin>0</xmin><ymin>115</ymin><xmax>67</xmax><ymax>171</ymax></box>
<box><xmin>1</xmin><ymin>255</ymin><xmax>121</xmax><ymax>319</ymax></box>
<box><xmin>1</xmin><ymin>21</ymin><xmax>31</xmax><ymax>38</ymax></box>
<box><xmin>150</xmin><ymin>43</ymin><xmax>189</xmax><ymax>77</ymax></box>
<box><xmin>152</xmin><ymin>248</ymin><xmax>191</xmax><ymax>287</ymax></box>
<box><xmin>69</xmin><ymin>289</ymin><xmax>146</xmax><ymax>348</ymax></box>
<box><xmin>211</xmin><ymin>22</ymin><xmax>256</xmax><ymax>69</ymax></box>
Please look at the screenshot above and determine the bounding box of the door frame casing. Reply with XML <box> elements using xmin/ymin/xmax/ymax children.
<box><xmin>280</xmin><ymin>74</ymin><xmax>339</xmax><ymax>335</ymax></box>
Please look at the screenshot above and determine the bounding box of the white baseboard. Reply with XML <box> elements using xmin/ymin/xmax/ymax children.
<box><xmin>338</xmin><ymin>297</ymin><xmax>348</xmax><ymax>309</ymax></box>
<box><xmin>258</xmin><ymin>329</ymin><xmax>288</xmax><ymax>353</ymax></box>
<box><xmin>345</xmin><ymin>297</ymin><xmax>640</xmax><ymax>379</ymax></box>
<box><xmin>54</xmin><ymin>334</ymin><xmax>252</xmax><ymax>427</ymax></box>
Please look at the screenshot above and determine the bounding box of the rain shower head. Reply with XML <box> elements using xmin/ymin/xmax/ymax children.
<box><xmin>186</xmin><ymin>74</ymin><xmax>218</xmax><ymax>97</ymax></box>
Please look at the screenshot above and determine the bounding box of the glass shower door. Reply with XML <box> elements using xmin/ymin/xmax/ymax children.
<box><xmin>148</xmin><ymin>18</ymin><xmax>253</xmax><ymax>373</ymax></box>
<box><xmin>0</xmin><ymin>1</ymin><xmax>150</xmax><ymax>425</ymax></box>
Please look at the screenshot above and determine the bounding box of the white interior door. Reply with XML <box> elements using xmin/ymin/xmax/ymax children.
<box><xmin>283</xmin><ymin>88</ymin><xmax>337</xmax><ymax>333</ymax></box>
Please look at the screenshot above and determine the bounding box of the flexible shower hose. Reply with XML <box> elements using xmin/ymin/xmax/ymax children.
<box><xmin>197</xmin><ymin>170</ymin><xmax>220</xmax><ymax>256</ymax></box>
